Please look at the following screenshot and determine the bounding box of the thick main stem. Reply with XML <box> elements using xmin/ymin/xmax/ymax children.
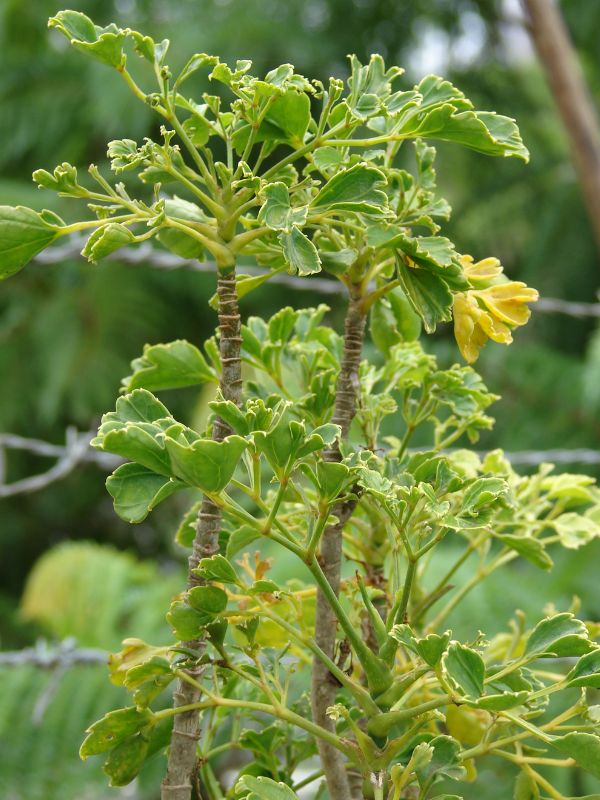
<box><xmin>311</xmin><ymin>292</ymin><xmax>366</xmax><ymax>800</ymax></box>
<box><xmin>162</xmin><ymin>270</ymin><xmax>241</xmax><ymax>800</ymax></box>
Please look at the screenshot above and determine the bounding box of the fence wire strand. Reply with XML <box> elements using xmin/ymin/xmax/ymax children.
<box><xmin>0</xmin><ymin>237</ymin><xmax>596</xmax><ymax>490</ymax></box>
<box><xmin>33</xmin><ymin>237</ymin><xmax>600</xmax><ymax>317</ymax></box>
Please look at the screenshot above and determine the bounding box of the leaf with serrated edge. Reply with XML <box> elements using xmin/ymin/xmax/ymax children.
<box><xmin>442</xmin><ymin>642</ymin><xmax>485</xmax><ymax>698</ymax></box>
<box><xmin>124</xmin><ymin>340</ymin><xmax>216</xmax><ymax>392</ymax></box>
<box><xmin>312</xmin><ymin>163</ymin><xmax>388</xmax><ymax>214</ymax></box>
<box><xmin>106</xmin><ymin>463</ymin><xmax>183</xmax><ymax>523</ymax></box>
<box><xmin>80</xmin><ymin>707</ymin><xmax>153</xmax><ymax>758</ymax></box>
<box><xmin>525</xmin><ymin>613</ymin><xmax>592</xmax><ymax>658</ymax></box>
<box><xmin>566</xmin><ymin>649</ymin><xmax>600</xmax><ymax>688</ymax></box>
<box><xmin>279</xmin><ymin>227</ymin><xmax>321</xmax><ymax>276</ymax></box>
<box><xmin>0</xmin><ymin>205</ymin><xmax>63</xmax><ymax>279</ymax></box>
<box><xmin>165</xmin><ymin>435</ymin><xmax>248</xmax><ymax>492</ymax></box>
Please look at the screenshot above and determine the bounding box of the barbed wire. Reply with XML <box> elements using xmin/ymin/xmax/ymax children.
<box><xmin>0</xmin><ymin>238</ymin><xmax>591</xmax><ymax>495</ymax></box>
<box><xmin>1</xmin><ymin>427</ymin><xmax>600</xmax><ymax>502</ymax></box>
<box><xmin>0</xmin><ymin>429</ymin><xmax>121</xmax><ymax>498</ymax></box>
<box><xmin>0</xmin><ymin>638</ymin><xmax>107</xmax><ymax>668</ymax></box>
<box><xmin>0</xmin><ymin>639</ymin><xmax>109</xmax><ymax>722</ymax></box>
<box><xmin>33</xmin><ymin>237</ymin><xmax>600</xmax><ymax>318</ymax></box>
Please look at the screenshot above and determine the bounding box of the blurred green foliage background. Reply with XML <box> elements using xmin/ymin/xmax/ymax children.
<box><xmin>1</xmin><ymin>0</ymin><xmax>600</xmax><ymax>797</ymax></box>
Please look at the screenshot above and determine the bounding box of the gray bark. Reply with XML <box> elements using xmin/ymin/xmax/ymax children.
<box><xmin>162</xmin><ymin>271</ymin><xmax>241</xmax><ymax>800</ymax></box>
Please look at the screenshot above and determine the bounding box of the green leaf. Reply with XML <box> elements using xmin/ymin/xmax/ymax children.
<box><xmin>393</xmin><ymin>234</ymin><xmax>466</xmax><ymax>290</ymax></box>
<box><xmin>497</xmin><ymin>534</ymin><xmax>553</xmax><ymax>570</ymax></box>
<box><xmin>167</xmin><ymin>599</ymin><xmax>207</xmax><ymax>640</ymax></box>
<box><xmin>318</xmin><ymin>246</ymin><xmax>358</xmax><ymax>275</ymax></box>
<box><xmin>129</xmin><ymin>30</ymin><xmax>168</xmax><ymax>64</ymax></box>
<box><xmin>109</xmin><ymin>639</ymin><xmax>169</xmax><ymax>686</ymax></box>
<box><xmin>102</xmin><ymin>423</ymin><xmax>172</xmax><ymax>477</ymax></box>
<box><xmin>268</xmin><ymin>306</ymin><xmax>298</xmax><ymax>342</ymax></box>
<box><xmin>102</xmin><ymin>733</ymin><xmax>149</xmax><ymax>787</ymax></box>
<box><xmin>98</xmin><ymin>388</ymin><xmax>171</xmax><ymax>427</ymax></box>
<box><xmin>33</xmin><ymin>162</ymin><xmax>84</xmax><ymax>195</ymax></box>
<box><xmin>239</xmin><ymin>724</ymin><xmax>285</xmax><ymax>758</ymax></box>
<box><xmin>193</xmin><ymin>554</ymin><xmax>238</xmax><ymax>584</ymax></box>
<box><xmin>106</xmin><ymin>463</ymin><xmax>183</xmax><ymax>523</ymax></box>
<box><xmin>312</xmin><ymin>163</ymin><xmax>388</xmax><ymax>215</ymax></box>
<box><xmin>461</xmin><ymin>477</ymin><xmax>507</xmax><ymax>513</ymax></box>
<box><xmin>541</xmin><ymin>473</ymin><xmax>596</xmax><ymax>506</ymax></box>
<box><xmin>566</xmin><ymin>648</ymin><xmax>600</xmax><ymax>688</ymax></box>
<box><xmin>0</xmin><ymin>205</ymin><xmax>63</xmax><ymax>279</ymax></box>
<box><xmin>554</xmin><ymin>512</ymin><xmax>600</xmax><ymax>549</ymax></box>
<box><xmin>471</xmin><ymin>691</ymin><xmax>528</xmax><ymax>711</ymax></box>
<box><xmin>399</xmin><ymin>103</ymin><xmax>529</xmax><ymax>161</ymax></box>
<box><xmin>107</xmin><ymin>139</ymin><xmax>143</xmax><ymax>172</ymax></box>
<box><xmin>232</xmin><ymin>89</ymin><xmax>311</xmax><ymax>153</ymax></box>
<box><xmin>123</xmin><ymin>340</ymin><xmax>216</xmax><ymax>392</ymax></box>
<box><xmin>227</xmin><ymin>525</ymin><xmax>260</xmax><ymax>557</ymax></box>
<box><xmin>188</xmin><ymin>585</ymin><xmax>228</xmax><ymax>616</ymax></box>
<box><xmin>165</xmin><ymin>434</ymin><xmax>248</xmax><ymax>492</ymax></box>
<box><xmin>174</xmin><ymin>501</ymin><xmax>201</xmax><ymax>547</ymax></box>
<box><xmin>176</xmin><ymin>53</ymin><xmax>220</xmax><ymax>87</ymax></box>
<box><xmin>397</xmin><ymin>258</ymin><xmax>453</xmax><ymax>333</ymax></box>
<box><xmin>49</xmin><ymin>9</ymin><xmax>97</xmax><ymax>43</ymax></box>
<box><xmin>248</xmin><ymin>579</ymin><xmax>280</xmax><ymax>594</ymax></box>
<box><xmin>124</xmin><ymin>656</ymin><xmax>174</xmax><ymax>706</ymax></box>
<box><xmin>513</xmin><ymin>770</ymin><xmax>539</xmax><ymax>800</ymax></box>
<box><xmin>182</xmin><ymin>108</ymin><xmax>213</xmax><ymax>147</ymax></box>
<box><xmin>415</xmin><ymin>75</ymin><xmax>472</xmax><ymax>111</ymax></box>
<box><xmin>525</xmin><ymin>612</ymin><xmax>592</xmax><ymax>658</ymax></box>
<box><xmin>265</xmin><ymin>89</ymin><xmax>311</xmax><ymax>143</ymax></box>
<box><xmin>551</xmin><ymin>733</ymin><xmax>600</xmax><ymax>778</ymax></box>
<box><xmin>253</xmin><ymin>419</ymin><xmax>306</xmax><ymax>475</ymax></box>
<box><xmin>356</xmin><ymin>465</ymin><xmax>394</xmax><ymax>499</ymax></box>
<box><xmin>253</xmin><ymin>419</ymin><xmax>340</xmax><ymax>477</ymax></box>
<box><xmin>258</xmin><ymin>182</ymin><xmax>307</xmax><ymax>232</ymax></box>
<box><xmin>416</xmin><ymin>631</ymin><xmax>451</xmax><ymax>667</ymax></box>
<box><xmin>81</xmin><ymin>223</ymin><xmax>136</xmax><ymax>262</ymax></box>
<box><xmin>442</xmin><ymin>642</ymin><xmax>485</xmax><ymax>698</ymax></box>
<box><xmin>316</xmin><ymin>461</ymin><xmax>352</xmax><ymax>502</ymax></box>
<box><xmin>313</xmin><ymin>146</ymin><xmax>344</xmax><ymax>171</ymax></box>
<box><xmin>209</xmin><ymin>399</ymin><xmax>251</xmax><ymax>435</ymax></box>
<box><xmin>391</xmin><ymin>625</ymin><xmax>451</xmax><ymax>668</ymax></box>
<box><xmin>415</xmin><ymin>735</ymin><xmax>465</xmax><ymax>784</ymax></box>
<box><xmin>236</xmin><ymin>775</ymin><xmax>300</xmax><ymax>800</ymax></box>
<box><xmin>279</xmin><ymin>227</ymin><xmax>321</xmax><ymax>276</ymax></box>
<box><xmin>370</xmin><ymin>290</ymin><xmax>421</xmax><ymax>355</ymax></box>
<box><xmin>49</xmin><ymin>11</ymin><xmax>126</xmax><ymax>68</ymax></box>
<box><xmin>210</xmin><ymin>59</ymin><xmax>252</xmax><ymax>87</ymax></box>
<box><xmin>210</xmin><ymin>271</ymin><xmax>281</xmax><ymax>309</ymax></box>
<box><xmin>80</xmin><ymin>706</ymin><xmax>153</xmax><ymax>758</ymax></box>
<box><xmin>348</xmin><ymin>54</ymin><xmax>403</xmax><ymax>115</ymax></box>
<box><xmin>430</xmin><ymin>796</ymin><xmax>464</xmax><ymax>800</ymax></box>
<box><xmin>158</xmin><ymin>196</ymin><xmax>208</xmax><ymax>258</ymax></box>
<box><xmin>387</xmin><ymin>286</ymin><xmax>422</xmax><ymax>341</ymax></box>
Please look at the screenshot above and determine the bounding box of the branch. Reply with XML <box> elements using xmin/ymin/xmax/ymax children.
<box><xmin>311</xmin><ymin>289</ymin><xmax>367</xmax><ymax>800</ymax></box>
<box><xmin>162</xmin><ymin>270</ymin><xmax>242</xmax><ymax>800</ymax></box>
<box><xmin>0</xmin><ymin>428</ymin><xmax>120</xmax><ymax>498</ymax></box>
<box><xmin>522</xmin><ymin>0</ymin><xmax>600</xmax><ymax>255</ymax></box>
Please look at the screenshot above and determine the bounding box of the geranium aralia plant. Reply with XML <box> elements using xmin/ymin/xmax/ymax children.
<box><xmin>2</xmin><ymin>10</ymin><xmax>600</xmax><ymax>800</ymax></box>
